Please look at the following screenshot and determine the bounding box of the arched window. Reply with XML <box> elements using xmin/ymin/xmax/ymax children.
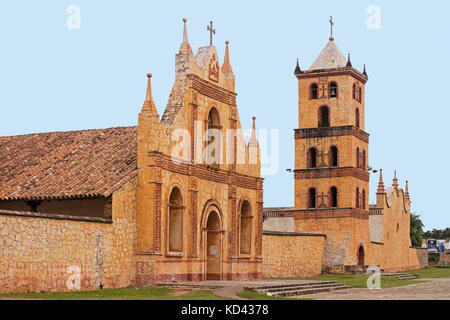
<box><xmin>206</xmin><ymin>107</ymin><xmax>220</xmax><ymax>165</ymax></box>
<box><xmin>168</xmin><ymin>187</ymin><xmax>183</xmax><ymax>253</ymax></box>
<box><xmin>307</xmin><ymin>147</ymin><xmax>318</xmax><ymax>168</ymax></box>
<box><xmin>358</xmin><ymin>87</ymin><xmax>362</xmax><ymax>103</ymax></box>
<box><xmin>310</xmin><ymin>83</ymin><xmax>318</xmax><ymax>100</ymax></box>
<box><xmin>329</xmin><ymin>146</ymin><xmax>338</xmax><ymax>167</ymax></box>
<box><xmin>329</xmin><ymin>81</ymin><xmax>338</xmax><ymax>98</ymax></box>
<box><xmin>353</xmin><ymin>83</ymin><xmax>357</xmax><ymax>100</ymax></box>
<box><xmin>356</xmin><ymin>187</ymin><xmax>360</xmax><ymax>209</ymax></box>
<box><xmin>355</xmin><ymin>108</ymin><xmax>360</xmax><ymax>128</ymax></box>
<box><xmin>239</xmin><ymin>201</ymin><xmax>252</xmax><ymax>255</ymax></box>
<box><xmin>318</xmin><ymin>106</ymin><xmax>330</xmax><ymax>127</ymax></box>
<box><xmin>362</xmin><ymin>189</ymin><xmax>366</xmax><ymax>210</ymax></box>
<box><xmin>356</xmin><ymin>147</ymin><xmax>360</xmax><ymax>168</ymax></box>
<box><xmin>329</xmin><ymin>186</ymin><xmax>338</xmax><ymax>208</ymax></box>
<box><xmin>308</xmin><ymin>188</ymin><xmax>316</xmax><ymax>209</ymax></box>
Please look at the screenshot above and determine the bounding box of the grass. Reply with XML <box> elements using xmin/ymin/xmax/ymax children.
<box><xmin>0</xmin><ymin>286</ymin><xmax>225</xmax><ymax>300</ymax></box>
<box><xmin>276</xmin><ymin>274</ymin><xmax>426</xmax><ymax>289</ymax></box>
<box><xmin>407</xmin><ymin>266</ymin><xmax>450</xmax><ymax>279</ymax></box>
<box><xmin>236</xmin><ymin>290</ymin><xmax>311</xmax><ymax>300</ymax></box>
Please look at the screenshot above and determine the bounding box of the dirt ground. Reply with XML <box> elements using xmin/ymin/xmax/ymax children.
<box><xmin>300</xmin><ymin>278</ymin><xmax>450</xmax><ymax>300</ymax></box>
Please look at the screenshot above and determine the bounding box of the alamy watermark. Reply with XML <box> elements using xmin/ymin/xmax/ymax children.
<box><xmin>366</xmin><ymin>265</ymin><xmax>381</xmax><ymax>289</ymax></box>
<box><xmin>170</xmin><ymin>124</ymin><xmax>280</xmax><ymax>176</ymax></box>
<box><xmin>66</xmin><ymin>265</ymin><xmax>81</xmax><ymax>290</ymax></box>
<box><xmin>367</xmin><ymin>5</ymin><xmax>381</xmax><ymax>30</ymax></box>
<box><xmin>66</xmin><ymin>5</ymin><xmax>81</xmax><ymax>30</ymax></box>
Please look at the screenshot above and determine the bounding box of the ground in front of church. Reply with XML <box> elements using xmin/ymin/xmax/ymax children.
<box><xmin>0</xmin><ymin>267</ymin><xmax>448</xmax><ymax>300</ymax></box>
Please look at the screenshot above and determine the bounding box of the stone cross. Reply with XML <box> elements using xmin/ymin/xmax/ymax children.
<box><xmin>329</xmin><ymin>16</ymin><xmax>334</xmax><ymax>38</ymax></box>
<box><xmin>207</xmin><ymin>21</ymin><xmax>216</xmax><ymax>46</ymax></box>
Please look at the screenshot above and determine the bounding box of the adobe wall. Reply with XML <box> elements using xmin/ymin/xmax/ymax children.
<box><xmin>379</xmin><ymin>186</ymin><xmax>419</xmax><ymax>272</ymax></box>
<box><xmin>263</xmin><ymin>216</ymin><xmax>294</xmax><ymax>233</ymax></box>
<box><xmin>262</xmin><ymin>231</ymin><xmax>326</xmax><ymax>278</ymax></box>
<box><xmin>0</xmin><ymin>178</ymin><xmax>137</xmax><ymax>293</ymax></box>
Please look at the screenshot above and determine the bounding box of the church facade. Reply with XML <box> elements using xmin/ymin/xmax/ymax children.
<box><xmin>0</xmin><ymin>20</ymin><xmax>426</xmax><ymax>293</ymax></box>
<box><xmin>0</xmin><ymin>19</ymin><xmax>263</xmax><ymax>293</ymax></box>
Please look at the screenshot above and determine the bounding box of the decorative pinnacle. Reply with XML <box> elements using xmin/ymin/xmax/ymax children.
<box><xmin>405</xmin><ymin>180</ymin><xmax>410</xmax><ymax>198</ymax></box>
<box><xmin>363</xmin><ymin>64</ymin><xmax>368</xmax><ymax>78</ymax></box>
<box><xmin>392</xmin><ymin>170</ymin><xmax>399</xmax><ymax>187</ymax></box>
<box><xmin>179</xmin><ymin>18</ymin><xmax>192</xmax><ymax>54</ymax></box>
<box><xmin>346</xmin><ymin>53</ymin><xmax>352</xmax><ymax>67</ymax></box>
<box><xmin>249</xmin><ymin>117</ymin><xmax>258</xmax><ymax>147</ymax></box>
<box><xmin>294</xmin><ymin>58</ymin><xmax>301</xmax><ymax>74</ymax></box>
<box><xmin>221</xmin><ymin>40</ymin><xmax>233</xmax><ymax>73</ymax></box>
<box><xmin>377</xmin><ymin>168</ymin><xmax>385</xmax><ymax>193</ymax></box>
<box><xmin>142</xmin><ymin>73</ymin><xmax>158</xmax><ymax>114</ymax></box>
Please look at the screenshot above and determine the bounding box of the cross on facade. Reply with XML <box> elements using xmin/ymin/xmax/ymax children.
<box><xmin>318</xmin><ymin>150</ymin><xmax>328</xmax><ymax>167</ymax></box>
<box><xmin>207</xmin><ymin>21</ymin><xmax>216</xmax><ymax>46</ymax></box>
<box><xmin>318</xmin><ymin>192</ymin><xmax>328</xmax><ymax>208</ymax></box>
<box><xmin>329</xmin><ymin>16</ymin><xmax>334</xmax><ymax>39</ymax></box>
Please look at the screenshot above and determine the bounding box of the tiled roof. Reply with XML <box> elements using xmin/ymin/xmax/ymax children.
<box><xmin>0</xmin><ymin>126</ymin><xmax>137</xmax><ymax>201</ymax></box>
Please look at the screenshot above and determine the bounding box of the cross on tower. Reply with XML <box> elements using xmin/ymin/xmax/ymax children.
<box><xmin>207</xmin><ymin>21</ymin><xmax>216</xmax><ymax>46</ymax></box>
<box><xmin>329</xmin><ymin>16</ymin><xmax>334</xmax><ymax>39</ymax></box>
<box><xmin>318</xmin><ymin>150</ymin><xmax>328</xmax><ymax>167</ymax></box>
<box><xmin>318</xmin><ymin>193</ymin><xmax>329</xmax><ymax>208</ymax></box>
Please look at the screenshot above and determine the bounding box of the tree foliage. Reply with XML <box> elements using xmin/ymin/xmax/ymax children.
<box><xmin>423</xmin><ymin>228</ymin><xmax>450</xmax><ymax>239</ymax></box>
<box><xmin>410</xmin><ymin>212</ymin><xmax>424</xmax><ymax>247</ymax></box>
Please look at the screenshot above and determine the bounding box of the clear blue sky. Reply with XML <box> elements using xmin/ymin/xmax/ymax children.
<box><xmin>0</xmin><ymin>1</ymin><xmax>448</xmax><ymax>230</ymax></box>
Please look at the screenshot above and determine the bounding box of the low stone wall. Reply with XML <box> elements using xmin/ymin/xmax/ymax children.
<box><xmin>0</xmin><ymin>180</ymin><xmax>136</xmax><ymax>294</ymax></box>
<box><xmin>412</xmin><ymin>247</ymin><xmax>428</xmax><ymax>268</ymax></box>
<box><xmin>439</xmin><ymin>250</ymin><xmax>450</xmax><ymax>265</ymax></box>
<box><xmin>262</xmin><ymin>231</ymin><xmax>326</xmax><ymax>279</ymax></box>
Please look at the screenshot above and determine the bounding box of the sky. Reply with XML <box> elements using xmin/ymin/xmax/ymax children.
<box><xmin>0</xmin><ymin>1</ymin><xmax>448</xmax><ymax>230</ymax></box>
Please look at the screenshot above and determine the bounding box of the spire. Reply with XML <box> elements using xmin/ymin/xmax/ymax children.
<box><xmin>179</xmin><ymin>18</ymin><xmax>192</xmax><ymax>54</ymax></box>
<box><xmin>142</xmin><ymin>73</ymin><xmax>158</xmax><ymax>114</ymax></box>
<box><xmin>309</xmin><ymin>39</ymin><xmax>346</xmax><ymax>70</ymax></box>
<box><xmin>405</xmin><ymin>180</ymin><xmax>410</xmax><ymax>199</ymax></box>
<box><xmin>346</xmin><ymin>53</ymin><xmax>352</xmax><ymax>67</ymax></box>
<box><xmin>294</xmin><ymin>58</ymin><xmax>302</xmax><ymax>75</ymax></box>
<box><xmin>249</xmin><ymin>117</ymin><xmax>258</xmax><ymax>147</ymax></box>
<box><xmin>392</xmin><ymin>170</ymin><xmax>399</xmax><ymax>188</ymax></box>
<box><xmin>377</xmin><ymin>169</ymin><xmax>385</xmax><ymax>193</ymax></box>
<box><xmin>221</xmin><ymin>40</ymin><xmax>233</xmax><ymax>73</ymax></box>
<box><xmin>363</xmin><ymin>64</ymin><xmax>368</xmax><ymax>78</ymax></box>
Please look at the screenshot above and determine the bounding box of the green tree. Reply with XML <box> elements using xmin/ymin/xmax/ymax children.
<box><xmin>410</xmin><ymin>212</ymin><xmax>424</xmax><ymax>247</ymax></box>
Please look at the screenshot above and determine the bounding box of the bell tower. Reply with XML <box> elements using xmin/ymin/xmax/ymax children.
<box><xmin>293</xmin><ymin>34</ymin><xmax>369</xmax><ymax>212</ymax></box>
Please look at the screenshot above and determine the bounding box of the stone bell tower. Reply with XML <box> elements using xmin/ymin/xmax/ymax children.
<box><xmin>293</xmin><ymin>35</ymin><xmax>369</xmax><ymax>212</ymax></box>
<box><xmin>291</xmin><ymin>22</ymin><xmax>374</xmax><ymax>270</ymax></box>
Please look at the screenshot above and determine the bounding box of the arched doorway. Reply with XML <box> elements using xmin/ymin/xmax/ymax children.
<box><xmin>357</xmin><ymin>245</ymin><xmax>365</xmax><ymax>266</ymax></box>
<box><xmin>205</xmin><ymin>210</ymin><xmax>222</xmax><ymax>280</ymax></box>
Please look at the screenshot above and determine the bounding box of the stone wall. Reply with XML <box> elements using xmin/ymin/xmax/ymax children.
<box><xmin>0</xmin><ymin>179</ymin><xmax>136</xmax><ymax>293</ymax></box>
<box><xmin>263</xmin><ymin>216</ymin><xmax>294</xmax><ymax>233</ymax></box>
<box><xmin>439</xmin><ymin>250</ymin><xmax>450</xmax><ymax>265</ymax></box>
<box><xmin>411</xmin><ymin>247</ymin><xmax>428</xmax><ymax>268</ymax></box>
<box><xmin>262</xmin><ymin>231</ymin><xmax>326</xmax><ymax>278</ymax></box>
